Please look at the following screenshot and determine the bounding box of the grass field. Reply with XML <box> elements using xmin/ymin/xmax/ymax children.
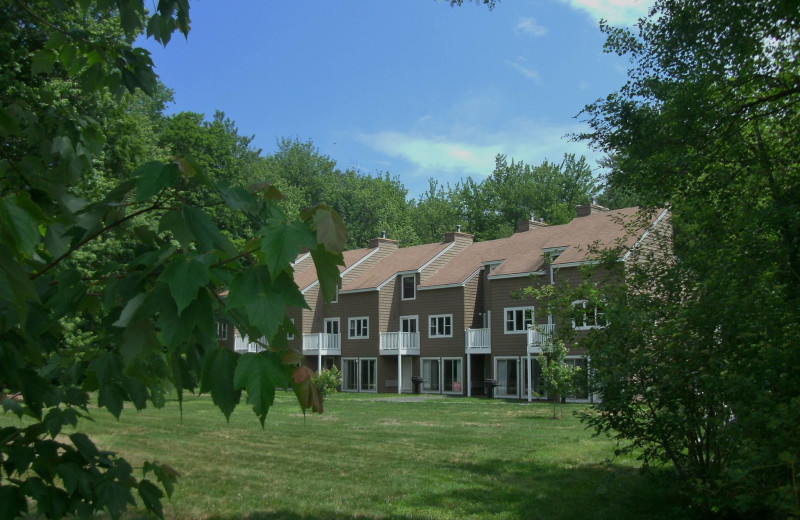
<box><xmin>3</xmin><ymin>392</ymin><xmax>696</xmax><ymax>520</ymax></box>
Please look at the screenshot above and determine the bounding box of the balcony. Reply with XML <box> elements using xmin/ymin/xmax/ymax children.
<box><xmin>379</xmin><ymin>331</ymin><xmax>420</xmax><ymax>355</ymax></box>
<box><xmin>465</xmin><ymin>328</ymin><xmax>491</xmax><ymax>354</ymax></box>
<box><xmin>234</xmin><ymin>334</ymin><xmax>267</xmax><ymax>353</ymax></box>
<box><xmin>527</xmin><ymin>324</ymin><xmax>555</xmax><ymax>354</ymax></box>
<box><xmin>302</xmin><ymin>333</ymin><xmax>341</xmax><ymax>355</ymax></box>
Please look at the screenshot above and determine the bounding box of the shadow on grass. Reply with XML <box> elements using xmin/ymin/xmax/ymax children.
<box><xmin>160</xmin><ymin>461</ymin><xmax>698</xmax><ymax>520</ymax></box>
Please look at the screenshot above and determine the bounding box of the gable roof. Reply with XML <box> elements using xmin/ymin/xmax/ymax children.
<box><xmin>341</xmin><ymin>241</ymin><xmax>453</xmax><ymax>292</ymax></box>
<box><xmin>295</xmin><ymin>247</ymin><xmax>375</xmax><ymax>292</ymax></box>
<box><xmin>421</xmin><ymin>207</ymin><xmax>665</xmax><ymax>288</ymax></box>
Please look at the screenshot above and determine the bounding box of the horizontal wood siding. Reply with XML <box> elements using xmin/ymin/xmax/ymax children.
<box><xmin>416</xmin><ymin>286</ymin><xmax>465</xmax><ymax>358</ymax></box>
<box><xmin>338</xmin><ymin>291</ymin><xmax>380</xmax><ymax>357</ymax></box>
<box><xmin>488</xmin><ymin>277</ymin><xmax>540</xmax><ymax>356</ymax></box>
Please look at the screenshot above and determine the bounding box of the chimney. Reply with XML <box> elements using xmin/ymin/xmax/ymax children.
<box><xmin>516</xmin><ymin>216</ymin><xmax>547</xmax><ymax>233</ymax></box>
<box><xmin>369</xmin><ymin>234</ymin><xmax>399</xmax><ymax>249</ymax></box>
<box><xmin>444</xmin><ymin>226</ymin><xmax>474</xmax><ymax>245</ymax></box>
<box><xmin>576</xmin><ymin>202</ymin><xmax>609</xmax><ymax>217</ymax></box>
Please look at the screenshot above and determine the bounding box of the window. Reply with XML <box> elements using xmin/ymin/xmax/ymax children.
<box><xmin>422</xmin><ymin>358</ymin><xmax>440</xmax><ymax>392</ymax></box>
<box><xmin>504</xmin><ymin>307</ymin><xmax>534</xmax><ymax>333</ymax></box>
<box><xmin>360</xmin><ymin>358</ymin><xmax>377</xmax><ymax>392</ymax></box>
<box><xmin>287</xmin><ymin>318</ymin><xmax>295</xmax><ymax>340</ymax></box>
<box><xmin>572</xmin><ymin>300</ymin><xmax>606</xmax><ymax>329</ymax></box>
<box><xmin>443</xmin><ymin>358</ymin><xmax>463</xmax><ymax>393</ymax></box>
<box><xmin>331</xmin><ymin>284</ymin><xmax>338</xmax><ymax>303</ymax></box>
<box><xmin>495</xmin><ymin>357</ymin><xmax>520</xmax><ymax>398</ymax></box>
<box><xmin>216</xmin><ymin>320</ymin><xmax>228</xmax><ymax>341</ymax></box>
<box><xmin>401</xmin><ymin>274</ymin><xmax>416</xmax><ymax>300</ymax></box>
<box><xmin>400</xmin><ymin>315</ymin><xmax>418</xmax><ymax>333</ymax></box>
<box><xmin>342</xmin><ymin>358</ymin><xmax>358</xmax><ymax>391</ymax></box>
<box><xmin>349</xmin><ymin>317</ymin><xmax>369</xmax><ymax>339</ymax></box>
<box><xmin>429</xmin><ymin>314</ymin><xmax>453</xmax><ymax>338</ymax></box>
<box><xmin>325</xmin><ymin>318</ymin><xmax>340</xmax><ymax>335</ymax></box>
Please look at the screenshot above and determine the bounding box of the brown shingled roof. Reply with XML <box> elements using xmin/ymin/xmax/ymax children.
<box><xmin>295</xmin><ymin>247</ymin><xmax>375</xmax><ymax>292</ymax></box>
<box><xmin>341</xmin><ymin>241</ymin><xmax>453</xmax><ymax>292</ymax></box>
<box><xmin>421</xmin><ymin>207</ymin><xmax>664</xmax><ymax>287</ymax></box>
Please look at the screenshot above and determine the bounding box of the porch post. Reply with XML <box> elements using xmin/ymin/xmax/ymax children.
<box><xmin>398</xmin><ymin>352</ymin><xmax>403</xmax><ymax>395</ymax></box>
<box><xmin>467</xmin><ymin>353</ymin><xmax>472</xmax><ymax>397</ymax></box>
<box><xmin>526</xmin><ymin>351</ymin><xmax>532</xmax><ymax>403</ymax></box>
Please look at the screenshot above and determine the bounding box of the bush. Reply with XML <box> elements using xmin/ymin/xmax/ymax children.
<box><xmin>312</xmin><ymin>366</ymin><xmax>342</xmax><ymax>399</ymax></box>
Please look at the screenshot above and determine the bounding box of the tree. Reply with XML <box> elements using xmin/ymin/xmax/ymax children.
<box><xmin>0</xmin><ymin>2</ymin><xmax>344</xmax><ymax>519</ymax></box>
<box><xmin>537</xmin><ymin>337</ymin><xmax>580</xmax><ymax>420</ymax></box>
<box><xmin>580</xmin><ymin>0</ymin><xmax>800</xmax><ymax>515</ymax></box>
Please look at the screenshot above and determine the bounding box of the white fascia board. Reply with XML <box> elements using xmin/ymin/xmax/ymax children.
<box><xmin>621</xmin><ymin>208</ymin><xmax>670</xmax><ymax>261</ymax></box>
<box><xmin>552</xmin><ymin>260</ymin><xmax>604</xmax><ymax>269</ymax></box>
<box><xmin>291</xmin><ymin>252</ymin><xmax>311</xmax><ymax>266</ymax></box>
<box><xmin>542</xmin><ymin>246</ymin><xmax>568</xmax><ymax>253</ymax></box>
<box><xmin>420</xmin><ymin>242</ymin><xmax>455</xmax><ymax>272</ymax></box>
<box><xmin>418</xmin><ymin>266</ymin><xmax>483</xmax><ymax>292</ymax></box>
<box><xmin>339</xmin><ymin>287</ymin><xmax>379</xmax><ymax>295</ymax></box>
<box><xmin>300</xmin><ymin>281</ymin><xmax>319</xmax><ymax>295</ymax></box>
<box><xmin>488</xmin><ymin>271</ymin><xmax>546</xmax><ymax>280</ymax></box>
<box><xmin>341</xmin><ymin>248</ymin><xmax>379</xmax><ymax>277</ymax></box>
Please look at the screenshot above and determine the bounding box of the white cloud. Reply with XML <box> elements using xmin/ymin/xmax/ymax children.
<box><xmin>508</xmin><ymin>57</ymin><xmax>542</xmax><ymax>84</ymax></box>
<box><xmin>516</xmin><ymin>17</ymin><xmax>548</xmax><ymax>37</ymax></box>
<box><xmin>559</xmin><ymin>0</ymin><xmax>652</xmax><ymax>26</ymax></box>
<box><xmin>356</xmin><ymin>118</ymin><xmax>601</xmax><ymax>196</ymax></box>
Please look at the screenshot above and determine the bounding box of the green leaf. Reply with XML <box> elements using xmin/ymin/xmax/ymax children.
<box><xmin>113</xmin><ymin>293</ymin><xmax>147</xmax><ymax>328</ymax></box>
<box><xmin>292</xmin><ymin>365</ymin><xmax>324</xmax><ymax>414</ymax></box>
<box><xmin>260</xmin><ymin>219</ymin><xmax>316</xmax><ymax>281</ymax></box>
<box><xmin>134</xmin><ymin>161</ymin><xmax>177</xmax><ymax>202</ymax></box>
<box><xmin>137</xmin><ymin>479</ymin><xmax>164</xmax><ymax>518</ymax></box>
<box><xmin>2</xmin><ymin>398</ymin><xmax>23</xmax><ymax>418</ymax></box>
<box><xmin>182</xmin><ymin>205</ymin><xmax>234</xmax><ymax>254</ymax></box>
<box><xmin>158</xmin><ymin>256</ymin><xmax>210</xmax><ymax>315</ymax></box>
<box><xmin>0</xmin><ymin>192</ymin><xmax>43</xmax><ymax>258</ymax></box>
<box><xmin>31</xmin><ymin>49</ymin><xmax>56</xmax><ymax>75</ymax></box>
<box><xmin>0</xmin><ymin>485</ymin><xmax>28</xmax><ymax>520</ymax></box>
<box><xmin>98</xmin><ymin>383</ymin><xmax>126</xmax><ymax>418</ymax></box>
<box><xmin>233</xmin><ymin>352</ymin><xmax>286</xmax><ymax>426</ymax></box>
<box><xmin>158</xmin><ymin>209</ymin><xmax>194</xmax><ymax>249</ymax></box>
<box><xmin>303</xmin><ymin>204</ymin><xmax>346</xmax><ymax>251</ymax></box>
<box><xmin>199</xmin><ymin>348</ymin><xmax>241</xmax><ymax>422</ymax></box>
<box><xmin>310</xmin><ymin>245</ymin><xmax>345</xmax><ymax>303</ymax></box>
<box><xmin>18</xmin><ymin>369</ymin><xmax>50</xmax><ymax>420</ymax></box>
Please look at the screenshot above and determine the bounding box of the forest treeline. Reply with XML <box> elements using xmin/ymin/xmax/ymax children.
<box><xmin>105</xmin><ymin>86</ymin><xmax>633</xmax><ymax>250</ymax></box>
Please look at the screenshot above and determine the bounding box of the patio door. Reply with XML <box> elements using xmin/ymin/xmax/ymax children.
<box><xmin>495</xmin><ymin>357</ymin><xmax>520</xmax><ymax>398</ymax></box>
<box><xmin>342</xmin><ymin>358</ymin><xmax>358</xmax><ymax>391</ymax></box>
<box><xmin>422</xmin><ymin>358</ymin><xmax>440</xmax><ymax>392</ymax></box>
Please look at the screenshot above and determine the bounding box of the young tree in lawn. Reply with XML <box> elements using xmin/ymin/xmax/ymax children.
<box><xmin>580</xmin><ymin>0</ymin><xmax>800</xmax><ymax>515</ymax></box>
<box><xmin>0</xmin><ymin>2</ymin><xmax>344</xmax><ymax>518</ymax></box>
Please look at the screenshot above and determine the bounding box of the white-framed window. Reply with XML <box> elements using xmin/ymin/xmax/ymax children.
<box><xmin>400</xmin><ymin>315</ymin><xmax>418</xmax><ymax>333</ymax></box>
<box><xmin>504</xmin><ymin>306</ymin><xmax>534</xmax><ymax>334</ymax></box>
<box><xmin>216</xmin><ymin>320</ymin><xmax>228</xmax><ymax>341</ymax></box>
<box><xmin>428</xmin><ymin>314</ymin><xmax>453</xmax><ymax>338</ymax></box>
<box><xmin>325</xmin><ymin>317</ymin><xmax>340</xmax><ymax>335</ymax></box>
<box><xmin>572</xmin><ymin>300</ymin><xmax>605</xmax><ymax>329</ymax></box>
<box><xmin>443</xmin><ymin>358</ymin><xmax>463</xmax><ymax>394</ymax></box>
<box><xmin>287</xmin><ymin>318</ymin><xmax>295</xmax><ymax>340</ymax></box>
<box><xmin>331</xmin><ymin>284</ymin><xmax>339</xmax><ymax>303</ymax></box>
<box><xmin>401</xmin><ymin>274</ymin><xmax>416</xmax><ymax>300</ymax></box>
<box><xmin>421</xmin><ymin>358</ymin><xmax>441</xmax><ymax>392</ymax></box>
<box><xmin>494</xmin><ymin>357</ymin><xmax>521</xmax><ymax>398</ymax></box>
<box><xmin>348</xmin><ymin>317</ymin><xmax>369</xmax><ymax>339</ymax></box>
<box><xmin>342</xmin><ymin>358</ymin><xmax>358</xmax><ymax>392</ymax></box>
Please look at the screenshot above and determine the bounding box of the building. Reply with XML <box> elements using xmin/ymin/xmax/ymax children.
<box><xmin>224</xmin><ymin>204</ymin><xmax>670</xmax><ymax>401</ymax></box>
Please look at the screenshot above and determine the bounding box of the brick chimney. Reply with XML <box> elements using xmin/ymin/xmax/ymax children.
<box><xmin>516</xmin><ymin>213</ymin><xmax>548</xmax><ymax>233</ymax></box>
<box><xmin>444</xmin><ymin>229</ymin><xmax>474</xmax><ymax>245</ymax></box>
<box><xmin>369</xmin><ymin>234</ymin><xmax>399</xmax><ymax>250</ymax></box>
<box><xmin>576</xmin><ymin>201</ymin><xmax>609</xmax><ymax>217</ymax></box>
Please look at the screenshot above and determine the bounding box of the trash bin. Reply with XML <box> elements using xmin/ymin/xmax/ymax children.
<box><xmin>483</xmin><ymin>379</ymin><xmax>499</xmax><ymax>398</ymax></box>
<box><xmin>411</xmin><ymin>376</ymin><xmax>426</xmax><ymax>394</ymax></box>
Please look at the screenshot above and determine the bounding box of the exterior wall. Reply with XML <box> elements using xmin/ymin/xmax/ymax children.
<box><xmin>338</xmin><ymin>290</ymin><xmax>380</xmax><ymax>358</ymax></box>
<box><xmin>487</xmin><ymin>276</ymin><xmax>544</xmax><ymax>357</ymax></box>
<box><xmin>415</xmin><ymin>286</ymin><xmax>466</xmax><ymax>358</ymax></box>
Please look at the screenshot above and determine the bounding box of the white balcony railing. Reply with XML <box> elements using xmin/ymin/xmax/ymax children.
<box><xmin>234</xmin><ymin>334</ymin><xmax>267</xmax><ymax>353</ymax></box>
<box><xmin>379</xmin><ymin>331</ymin><xmax>420</xmax><ymax>355</ymax></box>
<box><xmin>465</xmin><ymin>328</ymin><xmax>491</xmax><ymax>354</ymax></box>
<box><xmin>527</xmin><ymin>324</ymin><xmax>555</xmax><ymax>354</ymax></box>
<box><xmin>302</xmin><ymin>333</ymin><xmax>341</xmax><ymax>355</ymax></box>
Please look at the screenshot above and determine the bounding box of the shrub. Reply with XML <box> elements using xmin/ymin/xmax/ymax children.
<box><xmin>312</xmin><ymin>366</ymin><xmax>342</xmax><ymax>399</ymax></box>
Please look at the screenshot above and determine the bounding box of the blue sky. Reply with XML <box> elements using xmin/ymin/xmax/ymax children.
<box><xmin>140</xmin><ymin>0</ymin><xmax>651</xmax><ymax>199</ymax></box>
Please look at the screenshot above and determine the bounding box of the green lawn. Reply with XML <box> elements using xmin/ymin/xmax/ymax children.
<box><xmin>4</xmin><ymin>393</ymin><xmax>695</xmax><ymax>520</ymax></box>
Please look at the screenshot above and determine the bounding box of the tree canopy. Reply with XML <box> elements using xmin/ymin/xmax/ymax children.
<box><xmin>575</xmin><ymin>0</ymin><xmax>800</xmax><ymax>516</ymax></box>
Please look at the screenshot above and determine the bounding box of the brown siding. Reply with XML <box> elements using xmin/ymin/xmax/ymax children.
<box><xmin>338</xmin><ymin>291</ymin><xmax>380</xmax><ymax>357</ymax></box>
<box><xmin>416</xmin><ymin>286</ymin><xmax>466</xmax><ymax>358</ymax></box>
<box><xmin>487</xmin><ymin>276</ymin><xmax>541</xmax><ymax>357</ymax></box>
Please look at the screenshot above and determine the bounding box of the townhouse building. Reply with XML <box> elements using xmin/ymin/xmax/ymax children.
<box><xmin>223</xmin><ymin>203</ymin><xmax>670</xmax><ymax>402</ymax></box>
